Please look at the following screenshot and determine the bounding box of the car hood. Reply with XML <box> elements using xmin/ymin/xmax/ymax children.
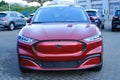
<box><xmin>20</xmin><ymin>23</ymin><xmax>99</xmax><ymax>41</ymax></box>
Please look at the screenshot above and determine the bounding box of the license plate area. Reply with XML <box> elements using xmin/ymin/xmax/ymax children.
<box><xmin>40</xmin><ymin>61</ymin><xmax>79</xmax><ymax>68</ymax></box>
<box><xmin>116</xmin><ymin>25</ymin><xmax>120</xmax><ymax>28</ymax></box>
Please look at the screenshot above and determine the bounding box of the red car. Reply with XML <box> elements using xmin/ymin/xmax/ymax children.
<box><xmin>17</xmin><ymin>4</ymin><xmax>103</xmax><ymax>73</ymax></box>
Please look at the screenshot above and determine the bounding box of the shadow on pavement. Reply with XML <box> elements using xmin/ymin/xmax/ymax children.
<box><xmin>0</xmin><ymin>27</ymin><xmax>23</xmax><ymax>31</ymax></box>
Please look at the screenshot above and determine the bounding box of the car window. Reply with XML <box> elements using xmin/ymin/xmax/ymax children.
<box><xmin>18</xmin><ymin>15</ymin><xmax>24</xmax><ymax>18</ymax></box>
<box><xmin>17</xmin><ymin>12</ymin><xmax>24</xmax><ymax>18</ymax></box>
<box><xmin>0</xmin><ymin>13</ymin><xmax>7</xmax><ymax>18</ymax></box>
<box><xmin>33</xmin><ymin>7</ymin><xmax>89</xmax><ymax>23</ymax></box>
<box><xmin>86</xmin><ymin>11</ymin><xmax>97</xmax><ymax>16</ymax></box>
<box><xmin>115</xmin><ymin>10</ymin><xmax>120</xmax><ymax>16</ymax></box>
<box><xmin>10</xmin><ymin>13</ymin><xmax>18</xmax><ymax>17</ymax></box>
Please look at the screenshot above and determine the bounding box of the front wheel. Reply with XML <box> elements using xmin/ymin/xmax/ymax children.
<box><xmin>89</xmin><ymin>64</ymin><xmax>102</xmax><ymax>71</ymax></box>
<box><xmin>9</xmin><ymin>23</ymin><xmax>15</xmax><ymax>31</ymax></box>
<box><xmin>19</xmin><ymin>66</ymin><xmax>32</xmax><ymax>73</ymax></box>
<box><xmin>112</xmin><ymin>27</ymin><xmax>115</xmax><ymax>32</ymax></box>
<box><xmin>112</xmin><ymin>24</ymin><xmax>116</xmax><ymax>32</ymax></box>
<box><xmin>101</xmin><ymin>24</ymin><xmax>104</xmax><ymax>29</ymax></box>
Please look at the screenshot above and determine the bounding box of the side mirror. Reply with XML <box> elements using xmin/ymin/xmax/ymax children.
<box><xmin>90</xmin><ymin>16</ymin><xmax>94</xmax><ymax>21</ymax></box>
<box><xmin>89</xmin><ymin>16</ymin><xmax>99</xmax><ymax>23</ymax></box>
<box><xmin>27</xmin><ymin>18</ymin><xmax>32</xmax><ymax>23</ymax></box>
<box><xmin>101</xmin><ymin>15</ymin><xmax>104</xmax><ymax>17</ymax></box>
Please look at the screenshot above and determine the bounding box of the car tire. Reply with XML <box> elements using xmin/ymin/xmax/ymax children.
<box><xmin>102</xmin><ymin>24</ymin><xmax>104</xmax><ymax>29</ymax></box>
<box><xmin>89</xmin><ymin>63</ymin><xmax>102</xmax><ymax>71</ymax></box>
<box><xmin>112</xmin><ymin>24</ymin><xmax>116</xmax><ymax>32</ymax></box>
<box><xmin>112</xmin><ymin>27</ymin><xmax>115</xmax><ymax>32</ymax></box>
<box><xmin>9</xmin><ymin>23</ymin><xmax>15</xmax><ymax>31</ymax></box>
<box><xmin>19</xmin><ymin>67</ymin><xmax>32</xmax><ymax>73</ymax></box>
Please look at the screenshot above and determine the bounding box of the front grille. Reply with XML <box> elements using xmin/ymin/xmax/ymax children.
<box><xmin>37</xmin><ymin>61</ymin><xmax>79</xmax><ymax>68</ymax></box>
<box><xmin>32</xmin><ymin>40</ymin><xmax>86</xmax><ymax>54</ymax></box>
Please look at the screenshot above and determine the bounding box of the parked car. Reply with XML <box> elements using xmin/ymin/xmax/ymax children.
<box><xmin>27</xmin><ymin>13</ymin><xmax>34</xmax><ymax>23</ymax></box>
<box><xmin>17</xmin><ymin>4</ymin><xmax>103</xmax><ymax>73</ymax></box>
<box><xmin>112</xmin><ymin>10</ymin><xmax>120</xmax><ymax>31</ymax></box>
<box><xmin>0</xmin><ymin>11</ymin><xmax>26</xmax><ymax>30</ymax></box>
<box><xmin>86</xmin><ymin>9</ymin><xmax>105</xmax><ymax>29</ymax></box>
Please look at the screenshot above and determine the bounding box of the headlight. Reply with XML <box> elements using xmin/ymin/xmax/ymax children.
<box><xmin>84</xmin><ymin>32</ymin><xmax>102</xmax><ymax>42</ymax></box>
<box><xmin>18</xmin><ymin>35</ymin><xmax>35</xmax><ymax>43</ymax></box>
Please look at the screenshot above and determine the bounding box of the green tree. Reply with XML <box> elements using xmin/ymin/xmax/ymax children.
<box><xmin>0</xmin><ymin>3</ymin><xmax>39</xmax><ymax>17</ymax></box>
<box><xmin>0</xmin><ymin>5</ymin><xmax>9</xmax><ymax>11</ymax></box>
<box><xmin>24</xmin><ymin>0</ymin><xmax>52</xmax><ymax>6</ymax></box>
<box><xmin>0</xmin><ymin>0</ymin><xmax>8</xmax><ymax>7</ymax></box>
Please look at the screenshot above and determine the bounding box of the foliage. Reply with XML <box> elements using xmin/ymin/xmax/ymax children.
<box><xmin>25</xmin><ymin>0</ymin><xmax>51</xmax><ymax>3</ymax></box>
<box><xmin>0</xmin><ymin>5</ymin><xmax>9</xmax><ymax>11</ymax></box>
<box><xmin>0</xmin><ymin>0</ymin><xmax>8</xmax><ymax>7</ymax></box>
<box><xmin>0</xmin><ymin>1</ymin><xmax>39</xmax><ymax>17</ymax></box>
<box><xmin>25</xmin><ymin>0</ymin><xmax>52</xmax><ymax>5</ymax></box>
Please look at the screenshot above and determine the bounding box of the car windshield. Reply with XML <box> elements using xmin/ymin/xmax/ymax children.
<box><xmin>115</xmin><ymin>10</ymin><xmax>120</xmax><ymax>16</ymax></box>
<box><xmin>86</xmin><ymin>11</ymin><xmax>96</xmax><ymax>16</ymax></box>
<box><xmin>0</xmin><ymin>13</ymin><xmax>7</xmax><ymax>18</ymax></box>
<box><xmin>32</xmin><ymin>6</ymin><xmax>89</xmax><ymax>23</ymax></box>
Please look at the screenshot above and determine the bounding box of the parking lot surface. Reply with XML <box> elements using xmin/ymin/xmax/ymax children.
<box><xmin>0</xmin><ymin>20</ymin><xmax>120</xmax><ymax>80</ymax></box>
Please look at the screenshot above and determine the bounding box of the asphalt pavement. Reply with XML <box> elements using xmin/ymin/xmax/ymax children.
<box><xmin>0</xmin><ymin>20</ymin><xmax>120</xmax><ymax>80</ymax></box>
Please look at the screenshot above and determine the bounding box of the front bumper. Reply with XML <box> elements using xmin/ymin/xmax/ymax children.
<box><xmin>17</xmin><ymin>40</ymin><xmax>103</xmax><ymax>70</ymax></box>
<box><xmin>19</xmin><ymin>54</ymin><xmax>102</xmax><ymax>71</ymax></box>
<box><xmin>112</xmin><ymin>20</ymin><xmax>120</xmax><ymax>25</ymax></box>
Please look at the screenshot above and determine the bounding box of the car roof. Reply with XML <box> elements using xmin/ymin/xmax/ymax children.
<box><xmin>0</xmin><ymin>11</ymin><xmax>19</xmax><ymax>14</ymax></box>
<box><xmin>116</xmin><ymin>10</ymin><xmax>120</xmax><ymax>12</ymax></box>
<box><xmin>41</xmin><ymin>4</ymin><xmax>84</xmax><ymax>10</ymax></box>
<box><xmin>85</xmin><ymin>9</ymin><xmax>98</xmax><ymax>12</ymax></box>
<box><xmin>30</xmin><ymin>13</ymin><xmax>35</xmax><ymax>16</ymax></box>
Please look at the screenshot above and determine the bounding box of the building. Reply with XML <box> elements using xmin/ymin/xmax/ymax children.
<box><xmin>77</xmin><ymin>0</ymin><xmax>120</xmax><ymax>20</ymax></box>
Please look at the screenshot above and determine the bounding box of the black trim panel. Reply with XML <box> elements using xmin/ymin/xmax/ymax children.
<box><xmin>19</xmin><ymin>54</ymin><xmax>101</xmax><ymax>68</ymax></box>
